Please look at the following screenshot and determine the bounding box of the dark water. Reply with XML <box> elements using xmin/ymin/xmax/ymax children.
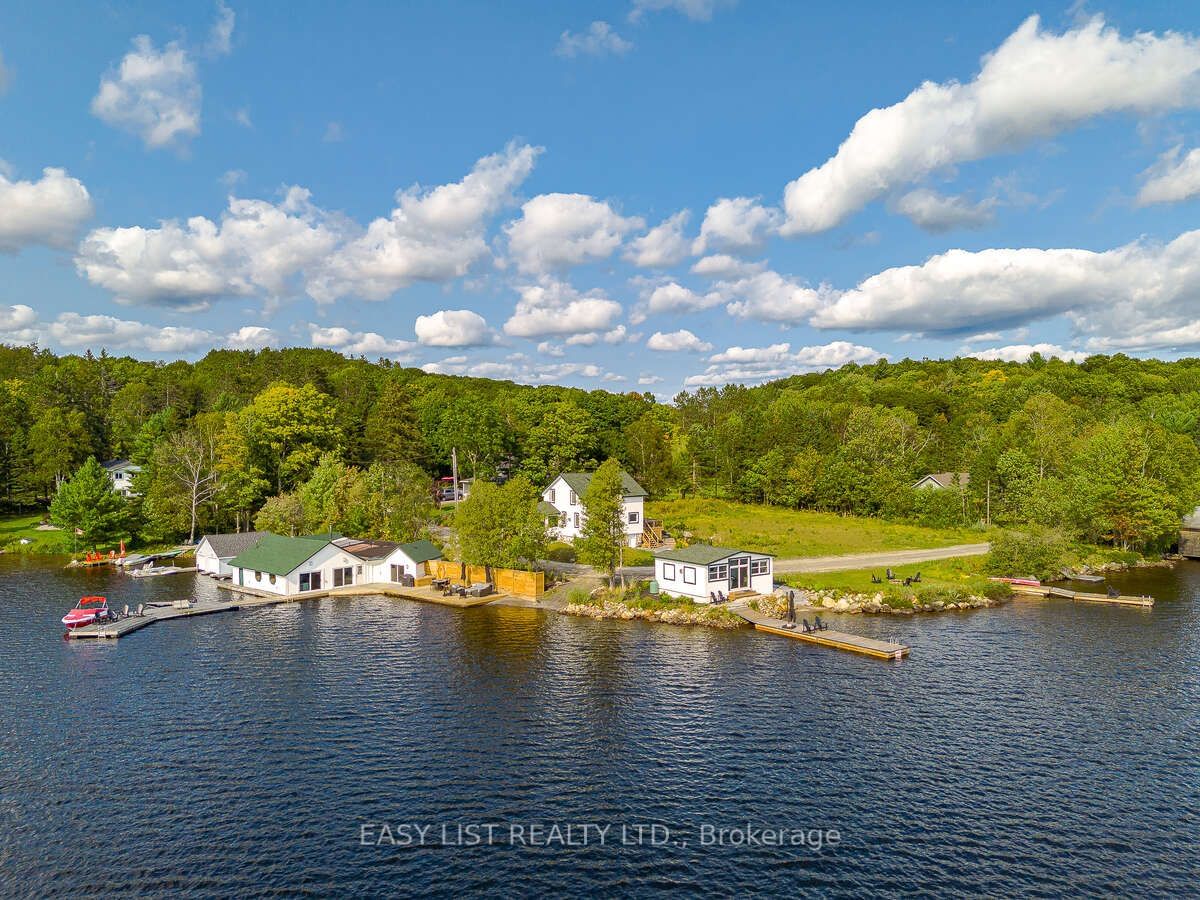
<box><xmin>1</xmin><ymin>556</ymin><xmax>1197</xmax><ymax>897</ymax></box>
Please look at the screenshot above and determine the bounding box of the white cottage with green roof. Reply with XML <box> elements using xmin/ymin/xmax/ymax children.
<box><xmin>542</xmin><ymin>470</ymin><xmax>648</xmax><ymax>548</ymax></box>
<box><xmin>228</xmin><ymin>533</ymin><xmax>443</xmax><ymax>596</ymax></box>
<box><xmin>654</xmin><ymin>545</ymin><xmax>774</xmax><ymax>602</ymax></box>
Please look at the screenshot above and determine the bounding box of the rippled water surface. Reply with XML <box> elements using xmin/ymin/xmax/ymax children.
<box><xmin>1</xmin><ymin>556</ymin><xmax>1197</xmax><ymax>896</ymax></box>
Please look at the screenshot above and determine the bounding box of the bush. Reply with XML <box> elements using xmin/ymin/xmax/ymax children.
<box><xmin>981</xmin><ymin>581</ymin><xmax>1014</xmax><ymax>601</ymax></box>
<box><xmin>545</xmin><ymin>541</ymin><xmax>577</xmax><ymax>563</ymax></box>
<box><xmin>985</xmin><ymin>530</ymin><xmax>1070</xmax><ymax>581</ymax></box>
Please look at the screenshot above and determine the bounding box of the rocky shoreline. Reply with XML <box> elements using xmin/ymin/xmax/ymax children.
<box><xmin>766</xmin><ymin>588</ymin><xmax>1007</xmax><ymax>616</ymax></box>
<box><xmin>561</xmin><ymin>600</ymin><xmax>744</xmax><ymax>629</ymax></box>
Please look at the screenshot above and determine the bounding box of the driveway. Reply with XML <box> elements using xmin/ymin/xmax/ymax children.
<box><xmin>772</xmin><ymin>543</ymin><xmax>991</xmax><ymax>574</ymax></box>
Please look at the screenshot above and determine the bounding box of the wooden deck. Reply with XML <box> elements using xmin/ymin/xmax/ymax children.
<box><xmin>731</xmin><ymin>600</ymin><xmax>910</xmax><ymax>660</ymax></box>
<box><xmin>1010</xmin><ymin>584</ymin><xmax>1154</xmax><ymax>608</ymax></box>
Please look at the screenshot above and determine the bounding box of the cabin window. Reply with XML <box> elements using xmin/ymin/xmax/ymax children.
<box><xmin>683</xmin><ymin>566</ymin><xmax>696</xmax><ymax>584</ymax></box>
<box><xmin>708</xmin><ymin>563</ymin><xmax>728</xmax><ymax>581</ymax></box>
<box><xmin>390</xmin><ymin>564</ymin><xmax>403</xmax><ymax>582</ymax></box>
<box><xmin>662</xmin><ymin>563</ymin><xmax>676</xmax><ymax>581</ymax></box>
<box><xmin>356</xmin><ymin>565</ymin><xmax>363</xmax><ymax>576</ymax></box>
<box><xmin>628</xmin><ymin>510</ymin><xmax>640</xmax><ymax>525</ymax></box>
<box><xmin>548</xmin><ymin>489</ymin><xmax>555</xmax><ymax>503</ymax></box>
<box><xmin>570</xmin><ymin>490</ymin><xmax>578</xmax><ymax>506</ymax></box>
<box><xmin>269</xmin><ymin>574</ymin><xmax>277</xmax><ymax>585</ymax></box>
<box><xmin>751</xmin><ymin>558</ymin><xmax>771</xmax><ymax>576</ymax></box>
<box><xmin>332</xmin><ymin>566</ymin><xmax>354</xmax><ymax>587</ymax></box>
<box><xmin>300</xmin><ymin>572</ymin><xmax>322</xmax><ymax>592</ymax></box>
<box><xmin>573</xmin><ymin>512</ymin><xmax>580</xmax><ymax>529</ymax></box>
<box><xmin>254</xmin><ymin>570</ymin><xmax>261</xmax><ymax>582</ymax></box>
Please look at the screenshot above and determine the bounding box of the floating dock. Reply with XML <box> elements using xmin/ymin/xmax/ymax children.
<box><xmin>731</xmin><ymin>601</ymin><xmax>909</xmax><ymax>660</ymax></box>
<box><xmin>1010</xmin><ymin>584</ymin><xmax>1154</xmax><ymax>608</ymax></box>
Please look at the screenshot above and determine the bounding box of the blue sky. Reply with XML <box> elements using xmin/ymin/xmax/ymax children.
<box><xmin>3</xmin><ymin>0</ymin><xmax>1200</xmax><ymax>395</ymax></box>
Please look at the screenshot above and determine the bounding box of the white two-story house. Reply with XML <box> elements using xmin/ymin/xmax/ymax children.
<box><xmin>542</xmin><ymin>470</ymin><xmax>648</xmax><ymax>548</ymax></box>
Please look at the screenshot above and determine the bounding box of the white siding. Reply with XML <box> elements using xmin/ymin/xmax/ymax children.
<box><xmin>544</xmin><ymin>475</ymin><xmax>645</xmax><ymax>547</ymax></box>
<box><xmin>233</xmin><ymin>544</ymin><xmax>366</xmax><ymax>597</ymax></box>
<box><xmin>655</xmin><ymin>552</ymin><xmax>774</xmax><ymax>603</ymax></box>
<box><xmin>195</xmin><ymin>539</ymin><xmax>221</xmax><ymax>576</ymax></box>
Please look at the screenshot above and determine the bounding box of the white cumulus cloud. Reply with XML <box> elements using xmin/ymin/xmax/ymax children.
<box><xmin>967</xmin><ymin>343</ymin><xmax>1090</xmax><ymax>363</ymax></box>
<box><xmin>647</xmin><ymin>329</ymin><xmax>713</xmax><ymax>352</ymax></box>
<box><xmin>686</xmin><ymin>341</ymin><xmax>881</xmax><ymax>387</ymax></box>
<box><xmin>629</xmin><ymin>0</ymin><xmax>733</xmax><ymax>22</ymax></box>
<box><xmin>625</xmin><ymin>210</ymin><xmax>691</xmax><ymax>268</ymax></box>
<box><xmin>782</xmin><ymin>15</ymin><xmax>1200</xmax><ymax>234</ymax></box>
<box><xmin>1136</xmin><ymin>145</ymin><xmax>1200</xmax><ymax>206</ymax></box>
<box><xmin>891</xmin><ymin>188</ymin><xmax>995</xmax><ymax>232</ymax></box>
<box><xmin>505</xmin><ymin>193</ymin><xmax>642</xmax><ymax>274</ymax></box>
<box><xmin>414</xmin><ymin>309</ymin><xmax>493</xmax><ymax>347</ymax></box>
<box><xmin>503</xmin><ymin>277</ymin><xmax>624</xmax><ymax>338</ymax></box>
<box><xmin>693</xmin><ymin>197</ymin><xmax>781</xmax><ymax>254</ymax></box>
<box><xmin>207</xmin><ymin>1</ymin><xmax>236</xmax><ymax>57</ymax></box>
<box><xmin>719</xmin><ymin>270</ymin><xmax>827</xmax><ymax>323</ymax></box>
<box><xmin>225</xmin><ymin>325</ymin><xmax>279</xmax><ymax>349</ymax></box>
<box><xmin>0</xmin><ymin>167</ymin><xmax>93</xmax><ymax>252</ymax></box>
<box><xmin>91</xmin><ymin>35</ymin><xmax>201</xmax><ymax>150</ymax></box>
<box><xmin>556</xmin><ymin>21</ymin><xmax>633</xmax><ymax>58</ymax></box>
<box><xmin>308</xmin><ymin>324</ymin><xmax>416</xmax><ymax>358</ymax></box>
<box><xmin>49</xmin><ymin>312</ymin><xmax>217</xmax><ymax>353</ymax></box>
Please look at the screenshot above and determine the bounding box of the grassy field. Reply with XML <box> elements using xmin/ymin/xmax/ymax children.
<box><xmin>778</xmin><ymin>555</ymin><xmax>992</xmax><ymax>595</ymax></box>
<box><xmin>646</xmin><ymin>499</ymin><xmax>987</xmax><ymax>559</ymax></box>
<box><xmin>0</xmin><ymin>512</ymin><xmax>66</xmax><ymax>553</ymax></box>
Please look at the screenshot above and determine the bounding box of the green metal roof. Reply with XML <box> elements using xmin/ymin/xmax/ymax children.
<box><xmin>397</xmin><ymin>539</ymin><xmax>442</xmax><ymax>564</ymax></box>
<box><xmin>536</xmin><ymin>500</ymin><xmax>560</xmax><ymax>517</ymax></box>
<box><xmin>655</xmin><ymin>544</ymin><xmax>773</xmax><ymax>565</ymax></box>
<box><xmin>555</xmin><ymin>470</ymin><xmax>648</xmax><ymax>499</ymax></box>
<box><xmin>228</xmin><ymin>533</ymin><xmax>330</xmax><ymax>576</ymax></box>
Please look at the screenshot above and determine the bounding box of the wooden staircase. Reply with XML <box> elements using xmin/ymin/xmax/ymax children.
<box><xmin>639</xmin><ymin>519</ymin><xmax>674</xmax><ymax>549</ymax></box>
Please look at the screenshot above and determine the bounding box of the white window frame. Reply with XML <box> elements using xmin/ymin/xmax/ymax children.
<box><xmin>708</xmin><ymin>563</ymin><xmax>728</xmax><ymax>581</ymax></box>
<box><xmin>628</xmin><ymin>510</ymin><xmax>640</xmax><ymax>524</ymax></box>
<box><xmin>548</xmin><ymin>488</ymin><xmax>556</xmax><ymax>503</ymax></box>
<box><xmin>570</xmin><ymin>490</ymin><xmax>578</xmax><ymax>506</ymax></box>
<box><xmin>662</xmin><ymin>563</ymin><xmax>676</xmax><ymax>581</ymax></box>
<box><xmin>751</xmin><ymin>558</ymin><xmax>771</xmax><ymax>576</ymax></box>
<box><xmin>573</xmin><ymin>512</ymin><xmax>580</xmax><ymax>529</ymax></box>
<box><xmin>683</xmin><ymin>566</ymin><xmax>696</xmax><ymax>585</ymax></box>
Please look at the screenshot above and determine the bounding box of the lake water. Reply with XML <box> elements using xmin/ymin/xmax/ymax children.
<box><xmin>1</xmin><ymin>556</ymin><xmax>1197</xmax><ymax>896</ymax></box>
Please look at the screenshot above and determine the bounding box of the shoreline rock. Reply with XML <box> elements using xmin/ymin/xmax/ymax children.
<box><xmin>561</xmin><ymin>600</ymin><xmax>743</xmax><ymax>629</ymax></box>
<box><xmin>761</xmin><ymin>588</ymin><xmax>1007</xmax><ymax>616</ymax></box>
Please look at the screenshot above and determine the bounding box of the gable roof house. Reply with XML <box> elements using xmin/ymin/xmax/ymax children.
<box><xmin>541</xmin><ymin>470</ymin><xmax>649</xmax><ymax>548</ymax></box>
<box><xmin>227</xmin><ymin>533</ymin><xmax>445</xmax><ymax>596</ymax></box>
<box><xmin>654</xmin><ymin>544</ymin><xmax>775</xmax><ymax>603</ymax></box>
<box><xmin>102</xmin><ymin>459</ymin><xmax>142</xmax><ymax>497</ymax></box>
<box><xmin>196</xmin><ymin>531</ymin><xmax>268</xmax><ymax>577</ymax></box>
<box><xmin>912</xmin><ymin>472</ymin><xmax>970</xmax><ymax>490</ymax></box>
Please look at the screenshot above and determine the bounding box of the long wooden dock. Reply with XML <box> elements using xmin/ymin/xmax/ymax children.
<box><xmin>1010</xmin><ymin>584</ymin><xmax>1154</xmax><ymax>608</ymax></box>
<box><xmin>731</xmin><ymin>601</ymin><xmax>909</xmax><ymax>660</ymax></box>
<box><xmin>66</xmin><ymin>580</ymin><xmax>509</xmax><ymax>639</ymax></box>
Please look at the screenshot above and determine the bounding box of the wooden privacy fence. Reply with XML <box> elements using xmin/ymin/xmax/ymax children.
<box><xmin>428</xmin><ymin>560</ymin><xmax>545</xmax><ymax>599</ymax></box>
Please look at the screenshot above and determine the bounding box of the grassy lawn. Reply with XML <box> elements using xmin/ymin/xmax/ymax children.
<box><xmin>779</xmin><ymin>555</ymin><xmax>992</xmax><ymax>595</ymax></box>
<box><xmin>0</xmin><ymin>512</ymin><xmax>66</xmax><ymax>553</ymax></box>
<box><xmin>646</xmin><ymin>499</ymin><xmax>988</xmax><ymax>558</ymax></box>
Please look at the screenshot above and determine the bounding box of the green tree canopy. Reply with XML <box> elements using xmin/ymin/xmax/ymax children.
<box><xmin>50</xmin><ymin>457</ymin><xmax>131</xmax><ymax>548</ymax></box>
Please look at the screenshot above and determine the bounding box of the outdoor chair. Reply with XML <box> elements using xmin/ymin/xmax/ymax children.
<box><xmin>801</xmin><ymin>618</ymin><xmax>813</xmax><ymax>632</ymax></box>
<box><xmin>718</xmin><ymin>591</ymin><xmax>727</xmax><ymax>603</ymax></box>
<box><xmin>913</xmin><ymin>572</ymin><xmax>921</xmax><ymax>583</ymax></box>
<box><xmin>122</xmin><ymin>604</ymin><xmax>130</xmax><ymax>619</ymax></box>
<box><xmin>136</xmin><ymin>604</ymin><xmax>144</xmax><ymax>617</ymax></box>
<box><xmin>871</xmin><ymin>574</ymin><xmax>882</xmax><ymax>584</ymax></box>
<box><xmin>814</xmin><ymin>616</ymin><xmax>828</xmax><ymax>631</ymax></box>
<box><xmin>710</xmin><ymin>592</ymin><xmax>719</xmax><ymax>604</ymax></box>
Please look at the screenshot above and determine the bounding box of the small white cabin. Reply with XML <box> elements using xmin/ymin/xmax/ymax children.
<box><xmin>196</xmin><ymin>531</ymin><xmax>268</xmax><ymax>577</ymax></box>
<box><xmin>654</xmin><ymin>545</ymin><xmax>775</xmax><ymax>603</ymax></box>
<box><xmin>542</xmin><ymin>470</ymin><xmax>647</xmax><ymax>548</ymax></box>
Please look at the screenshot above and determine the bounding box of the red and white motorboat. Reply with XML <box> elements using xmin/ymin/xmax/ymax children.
<box><xmin>61</xmin><ymin>596</ymin><xmax>112</xmax><ymax>629</ymax></box>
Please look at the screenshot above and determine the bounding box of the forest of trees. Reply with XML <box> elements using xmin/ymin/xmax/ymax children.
<box><xmin>3</xmin><ymin>343</ymin><xmax>1199</xmax><ymax>554</ymax></box>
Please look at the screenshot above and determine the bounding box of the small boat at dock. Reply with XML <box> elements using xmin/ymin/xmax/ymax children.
<box><xmin>990</xmin><ymin>576</ymin><xmax>1042</xmax><ymax>587</ymax></box>
<box><xmin>61</xmin><ymin>596</ymin><xmax>113</xmax><ymax>629</ymax></box>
